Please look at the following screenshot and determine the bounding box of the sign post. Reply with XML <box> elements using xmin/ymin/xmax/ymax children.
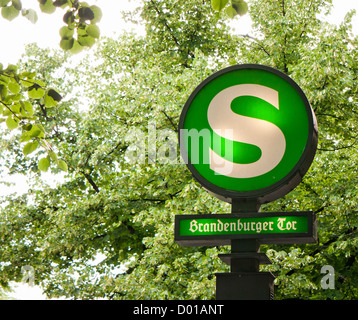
<box><xmin>176</xmin><ymin>64</ymin><xmax>318</xmax><ymax>300</ymax></box>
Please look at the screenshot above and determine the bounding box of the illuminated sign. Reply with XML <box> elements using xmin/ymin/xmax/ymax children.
<box><xmin>175</xmin><ymin>212</ymin><xmax>317</xmax><ymax>246</ymax></box>
<box><xmin>179</xmin><ymin>64</ymin><xmax>318</xmax><ymax>204</ymax></box>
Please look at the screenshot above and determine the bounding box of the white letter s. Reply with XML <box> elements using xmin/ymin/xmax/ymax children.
<box><xmin>207</xmin><ymin>84</ymin><xmax>286</xmax><ymax>178</ymax></box>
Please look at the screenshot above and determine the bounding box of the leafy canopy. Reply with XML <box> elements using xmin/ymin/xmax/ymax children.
<box><xmin>0</xmin><ymin>0</ymin><xmax>102</xmax><ymax>173</ymax></box>
<box><xmin>0</xmin><ymin>0</ymin><xmax>358</xmax><ymax>300</ymax></box>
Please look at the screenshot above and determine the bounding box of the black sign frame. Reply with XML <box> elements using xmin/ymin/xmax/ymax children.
<box><xmin>178</xmin><ymin>64</ymin><xmax>318</xmax><ymax>205</ymax></box>
<box><xmin>175</xmin><ymin>211</ymin><xmax>317</xmax><ymax>247</ymax></box>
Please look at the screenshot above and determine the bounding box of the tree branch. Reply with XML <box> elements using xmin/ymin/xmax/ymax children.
<box><xmin>284</xmin><ymin>226</ymin><xmax>357</xmax><ymax>277</ymax></box>
<box><xmin>315</xmin><ymin>113</ymin><xmax>343</xmax><ymax>120</ymax></box>
<box><xmin>149</xmin><ymin>0</ymin><xmax>193</xmax><ymax>67</ymax></box>
<box><xmin>281</xmin><ymin>0</ymin><xmax>285</xmax><ymax>16</ymax></box>
<box><xmin>161</xmin><ymin>110</ymin><xmax>177</xmax><ymax>132</ymax></box>
<box><xmin>318</xmin><ymin>141</ymin><xmax>357</xmax><ymax>152</ymax></box>
<box><xmin>80</xmin><ymin>171</ymin><xmax>100</xmax><ymax>193</ymax></box>
<box><xmin>238</xmin><ymin>34</ymin><xmax>271</xmax><ymax>57</ymax></box>
<box><xmin>128</xmin><ymin>198</ymin><xmax>166</xmax><ymax>204</ymax></box>
<box><xmin>106</xmin><ymin>141</ymin><xmax>125</xmax><ymax>157</ymax></box>
<box><xmin>149</xmin><ymin>0</ymin><xmax>180</xmax><ymax>48</ymax></box>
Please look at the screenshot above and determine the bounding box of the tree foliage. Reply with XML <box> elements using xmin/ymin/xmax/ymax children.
<box><xmin>1</xmin><ymin>0</ymin><xmax>102</xmax><ymax>52</ymax></box>
<box><xmin>0</xmin><ymin>0</ymin><xmax>102</xmax><ymax>173</ymax></box>
<box><xmin>211</xmin><ymin>0</ymin><xmax>248</xmax><ymax>18</ymax></box>
<box><xmin>0</xmin><ymin>0</ymin><xmax>358</xmax><ymax>300</ymax></box>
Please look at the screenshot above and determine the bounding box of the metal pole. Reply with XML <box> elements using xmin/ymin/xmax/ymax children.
<box><xmin>215</xmin><ymin>199</ymin><xmax>275</xmax><ymax>300</ymax></box>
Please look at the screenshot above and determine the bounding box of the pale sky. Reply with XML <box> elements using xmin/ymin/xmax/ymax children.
<box><xmin>2</xmin><ymin>0</ymin><xmax>358</xmax><ymax>301</ymax></box>
<box><xmin>0</xmin><ymin>0</ymin><xmax>357</xmax><ymax>65</ymax></box>
<box><xmin>0</xmin><ymin>0</ymin><xmax>144</xmax><ymax>65</ymax></box>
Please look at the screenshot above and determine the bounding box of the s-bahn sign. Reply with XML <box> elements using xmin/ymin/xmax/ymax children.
<box><xmin>179</xmin><ymin>64</ymin><xmax>318</xmax><ymax>204</ymax></box>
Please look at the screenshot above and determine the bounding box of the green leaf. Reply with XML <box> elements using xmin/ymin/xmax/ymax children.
<box><xmin>39</xmin><ymin>0</ymin><xmax>56</xmax><ymax>14</ymax></box>
<box><xmin>57</xmin><ymin>159</ymin><xmax>68</xmax><ymax>172</ymax></box>
<box><xmin>0</xmin><ymin>84</ymin><xmax>7</xmax><ymax>99</ymax></box>
<box><xmin>23</xmin><ymin>140</ymin><xmax>39</xmax><ymax>155</ymax></box>
<box><xmin>1</xmin><ymin>5</ymin><xmax>20</xmax><ymax>21</ymax></box>
<box><xmin>12</xmin><ymin>0</ymin><xmax>21</xmax><ymax>10</ymax></box>
<box><xmin>60</xmin><ymin>37</ymin><xmax>74</xmax><ymax>50</ymax></box>
<box><xmin>11</xmin><ymin>103</ymin><xmax>20</xmax><ymax>113</ymax></box>
<box><xmin>44</xmin><ymin>89</ymin><xmax>62</xmax><ymax>107</ymax></box>
<box><xmin>232</xmin><ymin>0</ymin><xmax>248</xmax><ymax>16</ymax></box>
<box><xmin>0</xmin><ymin>0</ymin><xmax>11</xmax><ymax>7</ymax></box>
<box><xmin>5</xmin><ymin>115</ymin><xmax>19</xmax><ymax>130</ymax></box>
<box><xmin>36</xmin><ymin>123</ymin><xmax>45</xmax><ymax>133</ymax></box>
<box><xmin>49</xmin><ymin>150</ymin><xmax>58</xmax><ymax>162</ymax></box>
<box><xmin>89</xmin><ymin>5</ymin><xmax>102</xmax><ymax>23</ymax></box>
<box><xmin>226</xmin><ymin>5</ymin><xmax>238</xmax><ymax>18</ymax></box>
<box><xmin>38</xmin><ymin>157</ymin><xmax>51</xmax><ymax>172</ymax></box>
<box><xmin>211</xmin><ymin>0</ymin><xmax>229</xmax><ymax>12</ymax></box>
<box><xmin>19</xmin><ymin>123</ymin><xmax>37</xmax><ymax>142</ymax></box>
<box><xmin>78</xmin><ymin>35</ymin><xmax>95</xmax><ymax>47</ymax></box>
<box><xmin>34</xmin><ymin>79</ymin><xmax>46</xmax><ymax>87</ymax></box>
<box><xmin>78</xmin><ymin>6</ymin><xmax>94</xmax><ymax>21</ymax></box>
<box><xmin>5</xmin><ymin>64</ymin><xmax>17</xmax><ymax>74</ymax></box>
<box><xmin>47</xmin><ymin>88</ymin><xmax>62</xmax><ymax>102</ymax></box>
<box><xmin>77</xmin><ymin>24</ymin><xmax>87</xmax><ymax>36</ymax></box>
<box><xmin>20</xmin><ymin>101</ymin><xmax>33</xmax><ymax>116</ymax></box>
<box><xmin>28</xmin><ymin>124</ymin><xmax>44</xmax><ymax>138</ymax></box>
<box><xmin>21</xmin><ymin>79</ymin><xmax>34</xmax><ymax>87</ymax></box>
<box><xmin>22</xmin><ymin>8</ymin><xmax>38</xmax><ymax>24</ymax></box>
<box><xmin>10</xmin><ymin>93</ymin><xmax>21</xmax><ymax>102</ymax></box>
<box><xmin>28</xmin><ymin>84</ymin><xmax>45</xmax><ymax>99</ymax></box>
<box><xmin>21</xmin><ymin>71</ymin><xmax>36</xmax><ymax>78</ymax></box>
<box><xmin>8</xmin><ymin>79</ymin><xmax>21</xmax><ymax>94</ymax></box>
<box><xmin>2</xmin><ymin>107</ymin><xmax>11</xmax><ymax>117</ymax></box>
<box><xmin>53</xmin><ymin>0</ymin><xmax>68</xmax><ymax>7</ymax></box>
<box><xmin>63</xmin><ymin>10</ymin><xmax>74</xmax><ymax>24</ymax></box>
<box><xmin>86</xmin><ymin>24</ymin><xmax>100</xmax><ymax>39</ymax></box>
<box><xmin>69</xmin><ymin>40</ymin><xmax>84</xmax><ymax>54</ymax></box>
<box><xmin>22</xmin><ymin>123</ymin><xmax>32</xmax><ymax>131</ymax></box>
<box><xmin>59</xmin><ymin>26</ymin><xmax>74</xmax><ymax>39</ymax></box>
<box><xmin>19</xmin><ymin>131</ymin><xmax>31</xmax><ymax>142</ymax></box>
<box><xmin>44</xmin><ymin>93</ymin><xmax>56</xmax><ymax>107</ymax></box>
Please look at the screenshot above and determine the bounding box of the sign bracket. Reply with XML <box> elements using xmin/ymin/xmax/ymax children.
<box><xmin>231</xmin><ymin>199</ymin><xmax>261</xmax><ymax>213</ymax></box>
<box><xmin>216</xmin><ymin>203</ymin><xmax>275</xmax><ymax>300</ymax></box>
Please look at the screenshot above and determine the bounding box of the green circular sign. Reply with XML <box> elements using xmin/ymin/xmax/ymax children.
<box><xmin>179</xmin><ymin>64</ymin><xmax>318</xmax><ymax>204</ymax></box>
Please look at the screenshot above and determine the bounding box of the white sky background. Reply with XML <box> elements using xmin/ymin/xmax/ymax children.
<box><xmin>1</xmin><ymin>0</ymin><xmax>357</xmax><ymax>300</ymax></box>
<box><xmin>0</xmin><ymin>0</ymin><xmax>144</xmax><ymax>65</ymax></box>
<box><xmin>0</xmin><ymin>0</ymin><xmax>357</xmax><ymax>65</ymax></box>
